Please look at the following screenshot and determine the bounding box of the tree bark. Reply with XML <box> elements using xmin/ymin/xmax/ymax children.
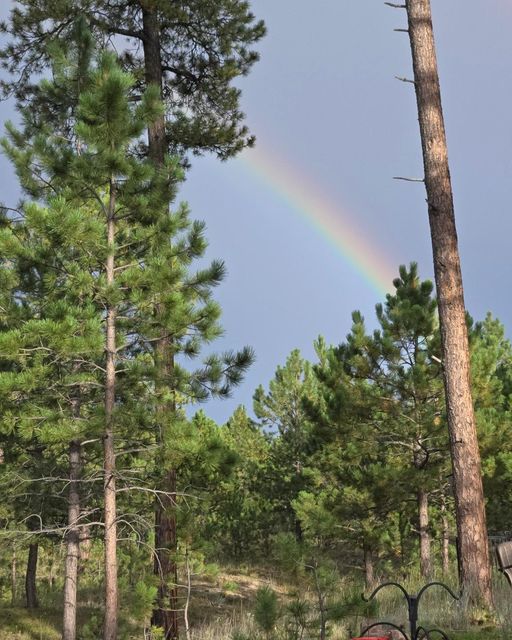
<box><xmin>25</xmin><ymin>543</ymin><xmax>38</xmax><ymax>609</ymax></box>
<box><xmin>141</xmin><ymin>6</ymin><xmax>166</xmax><ymax>167</ymax></box>
<box><xmin>363</xmin><ymin>542</ymin><xmax>375</xmax><ymax>590</ymax></box>
<box><xmin>440</xmin><ymin>496</ymin><xmax>451</xmax><ymax>575</ymax></box>
<box><xmin>11</xmin><ymin>544</ymin><xmax>17</xmax><ymax>606</ymax></box>
<box><xmin>141</xmin><ymin>6</ymin><xmax>179</xmax><ymax>638</ymax></box>
<box><xmin>79</xmin><ymin>525</ymin><xmax>92</xmax><ymax>570</ymax></box>
<box><xmin>404</xmin><ymin>0</ymin><xmax>492</xmax><ymax>607</ymax></box>
<box><xmin>418</xmin><ymin>488</ymin><xmax>432</xmax><ymax>578</ymax></box>
<box><xmin>63</xmin><ymin>440</ymin><xmax>82</xmax><ymax>640</ymax></box>
<box><xmin>103</xmin><ymin>181</ymin><xmax>118</xmax><ymax>640</ymax></box>
<box><xmin>153</xmin><ymin>468</ymin><xmax>179</xmax><ymax>639</ymax></box>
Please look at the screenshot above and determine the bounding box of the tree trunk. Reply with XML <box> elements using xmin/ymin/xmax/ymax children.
<box><xmin>294</xmin><ymin>518</ymin><xmax>303</xmax><ymax>543</ymax></box>
<box><xmin>25</xmin><ymin>543</ymin><xmax>38</xmax><ymax>609</ymax></box>
<box><xmin>399</xmin><ymin>511</ymin><xmax>408</xmax><ymax>567</ymax></box>
<box><xmin>11</xmin><ymin>544</ymin><xmax>17</xmax><ymax>606</ymax></box>
<box><xmin>48</xmin><ymin>546</ymin><xmax>55</xmax><ymax>590</ymax></box>
<box><xmin>153</xmin><ymin>468</ymin><xmax>179</xmax><ymax>639</ymax></box>
<box><xmin>141</xmin><ymin>6</ymin><xmax>179</xmax><ymax>638</ymax></box>
<box><xmin>79</xmin><ymin>525</ymin><xmax>92</xmax><ymax>570</ymax></box>
<box><xmin>441</xmin><ymin>499</ymin><xmax>450</xmax><ymax>575</ymax></box>
<box><xmin>418</xmin><ymin>488</ymin><xmax>431</xmax><ymax>578</ymax></box>
<box><xmin>363</xmin><ymin>542</ymin><xmax>375</xmax><ymax>590</ymax></box>
<box><xmin>63</xmin><ymin>440</ymin><xmax>82</xmax><ymax>640</ymax></box>
<box><xmin>404</xmin><ymin>0</ymin><xmax>492</xmax><ymax>607</ymax></box>
<box><xmin>142</xmin><ymin>7</ymin><xmax>166</xmax><ymax>167</ymax></box>
<box><xmin>103</xmin><ymin>182</ymin><xmax>118</xmax><ymax>640</ymax></box>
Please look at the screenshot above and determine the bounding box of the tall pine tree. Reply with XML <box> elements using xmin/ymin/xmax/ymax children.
<box><xmin>2</xmin><ymin>39</ymin><xmax>253</xmax><ymax>637</ymax></box>
<box><xmin>1</xmin><ymin>8</ymin><xmax>264</xmax><ymax>635</ymax></box>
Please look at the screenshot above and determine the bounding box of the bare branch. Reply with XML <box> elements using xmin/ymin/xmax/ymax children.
<box><xmin>395</xmin><ymin>75</ymin><xmax>416</xmax><ymax>84</ymax></box>
<box><xmin>393</xmin><ymin>176</ymin><xmax>425</xmax><ymax>183</ymax></box>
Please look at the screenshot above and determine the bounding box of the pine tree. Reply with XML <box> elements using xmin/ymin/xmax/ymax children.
<box><xmin>254</xmin><ymin>350</ymin><xmax>319</xmax><ymax>541</ymax></box>
<box><xmin>1</xmin><ymin>28</ymin><xmax>253</xmax><ymax>636</ymax></box>
<box><xmin>470</xmin><ymin>315</ymin><xmax>512</xmax><ymax>534</ymax></box>
<box><xmin>1</xmin><ymin>49</ymin><xmax>172</xmax><ymax>638</ymax></box>
<box><xmin>1</xmin><ymin>9</ymin><xmax>263</xmax><ymax>636</ymax></box>
<box><xmin>296</xmin><ymin>331</ymin><xmax>400</xmax><ymax>587</ymax></box>
<box><xmin>204</xmin><ymin>406</ymin><xmax>273</xmax><ymax>560</ymax></box>
<box><xmin>371</xmin><ymin>264</ymin><xmax>445</xmax><ymax>578</ymax></box>
<box><xmin>299</xmin><ymin>266</ymin><xmax>446</xmax><ymax>581</ymax></box>
<box><xmin>399</xmin><ymin>0</ymin><xmax>492</xmax><ymax>605</ymax></box>
<box><xmin>0</xmin><ymin>0</ymin><xmax>265</xmax><ymax>161</ymax></box>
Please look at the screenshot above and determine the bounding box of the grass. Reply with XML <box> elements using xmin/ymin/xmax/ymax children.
<box><xmin>0</xmin><ymin>606</ymin><xmax>63</xmax><ymax>640</ymax></box>
<box><xmin>2</xmin><ymin>569</ymin><xmax>512</xmax><ymax>639</ymax></box>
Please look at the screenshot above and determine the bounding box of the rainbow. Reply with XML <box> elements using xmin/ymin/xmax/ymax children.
<box><xmin>239</xmin><ymin>143</ymin><xmax>397</xmax><ymax>297</ymax></box>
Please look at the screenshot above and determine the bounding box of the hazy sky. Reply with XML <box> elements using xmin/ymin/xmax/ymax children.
<box><xmin>1</xmin><ymin>2</ymin><xmax>511</xmax><ymax>423</ymax></box>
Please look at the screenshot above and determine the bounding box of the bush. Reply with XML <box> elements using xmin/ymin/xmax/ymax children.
<box><xmin>254</xmin><ymin>586</ymin><xmax>279</xmax><ymax>637</ymax></box>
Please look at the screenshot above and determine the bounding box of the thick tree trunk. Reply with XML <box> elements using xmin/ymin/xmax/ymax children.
<box><xmin>418</xmin><ymin>488</ymin><xmax>431</xmax><ymax>578</ymax></box>
<box><xmin>142</xmin><ymin>7</ymin><xmax>166</xmax><ymax>167</ymax></box>
<box><xmin>63</xmin><ymin>440</ymin><xmax>82</xmax><ymax>640</ymax></box>
<box><xmin>25</xmin><ymin>543</ymin><xmax>38</xmax><ymax>609</ymax></box>
<box><xmin>103</xmin><ymin>183</ymin><xmax>118</xmax><ymax>640</ymax></box>
<box><xmin>153</xmin><ymin>468</ymin><xmax>179</xmax><ymax>639</ymax></box>
<box><xmin>405</xmin><ymin>0</ymin><xmax>492</xmax><ymax>607</ymax></box>
<box><xmin>141</xmin><ymin>7</ymin><xmax>179</xmax><ymax>638</ymax></box>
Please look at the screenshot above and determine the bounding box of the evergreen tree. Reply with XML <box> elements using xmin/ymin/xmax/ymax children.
<box><xmin>206</xmin><ymin>406</ymin><xmax>273</xmax><ymax>560</ymax></box>
<box><xmin>298</xmin><ymin>331</ymin><xmax>400</xmax><ymax>588</ymax></box>
<box><xmin>254</xmin><ymin>349</ymin><xmax>319</xmax><ymax>541</ymax></box>
<box><xmin>1</xmin><ymin>39</ymin><xmax>253</xmax><ymax>638</ymax></box>
<box><xmin>2</xmin><ymin>8</ymin><xmax>264</xmax><ymax>635</ymax></box>
<box><xmin>371</xmin><ymin>264</ymin><xmax>445</xmax><ymax>578</ymax></box>
<box><xmin>0</xmin><ymin>0</ymin><xmax>265</xmax><ymax>161</ymax></box>
<box><xmin>1</xmin><ymin>49</ymin><xmax>171</xmax><ymax>638</ymax></box>
<box><xmin>470</xmin><ymin>314</ymin><xmax>512</xmax><ymax>533</ymax></box>
<box><xmin>300</xmin><ymin>265</ymin><xmax>446</xmax><ymax>582</ymax></box>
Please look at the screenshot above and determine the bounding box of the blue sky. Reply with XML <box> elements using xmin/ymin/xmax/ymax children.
<box><xmin>178</xmin><ymin>0</ymin><xmax>512</xmax><ymax>422</ymax></box>
<box><xmin>1</xmin><ymin>2</ymin><xmax>511</xmax><ymax>423</ymax></box>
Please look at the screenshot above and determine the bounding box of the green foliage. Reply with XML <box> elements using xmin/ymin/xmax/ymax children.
<box><xmin>0</xmin><ymin>1</ymin><xmax>266</xmax><ymax>160</ymax></box>
<box><xmin>0</xmin><ymin>20</ymin><xmax>255</xmax><ymax>639</ymax></box>
<box><xmin>128</xmin><ymin>581</ymin><xmax>159</xmax><ymax>621</ymax></box>
<box><xmin>272</xmin><ymin>533</ymin><xmax>305</xmax><ymax>577</ymax></box>
<box><xmin>284</xmin><ymin>597</ymin><xmax>310</xmax><ymax>640</ymax></box>
<box><xmin>254</xmin><ymin>586</ymin><xmax>279</xmax><ymax>637</ymax></box>
<box><xmin>79</xmin><ymin>614</ymin><xmax>102</xmax><ymax>640</ymax></box>
<box><xmin>253</xmin><ymin>350</ymin><xmax>321</xmax><ymax>542</ymax></box>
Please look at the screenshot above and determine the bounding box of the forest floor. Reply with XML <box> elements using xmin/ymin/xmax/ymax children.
<box><xmin>0</xmin><ymin>568</ymin><xmax>510</xmax><ymax>639</ymax></box>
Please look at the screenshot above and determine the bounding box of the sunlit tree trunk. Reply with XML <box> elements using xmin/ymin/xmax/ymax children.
<box><xmin>11</xmin><ymin>544</ymin><xmax>17</xmax><ymax>606</ymax></box>
<box><xmin>103</xmin><ymin>181</ymin><xmax>118</xmax><ymax>640</ymax></box>
<box><xmin>418</xmin><ymin>488</ymin><xmax>432</xmax><ymax>578</ymax></box>
<box><xmin>441</xmin><ymin>501</ymin><xmax>450</xmax><ymax>575</ymax></box>
<box><xmin>405</xmin><ymin>0</ymin><xmax>492</xmax><ymax>606</ymax></box>
<box><xmin>63</xmin><ymin>440</ymin><xmax>82</xmax><ymax>640</ymax></box>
